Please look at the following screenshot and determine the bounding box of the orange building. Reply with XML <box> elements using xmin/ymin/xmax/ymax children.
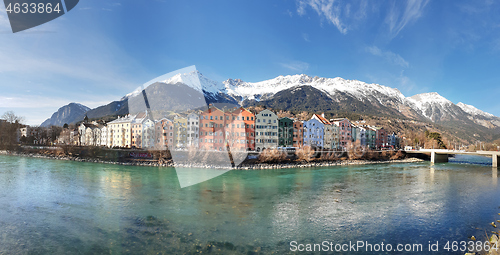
<box><xmin>293</xmin><ymin>121</ymin><xmax>304</xmax><ymax>148</ymax></box>
<box><xmin>199</xmin><ymin>105</ymin><xmax>226</xmax><ymax>151</ymax></box>
<box><xmin>226</xmin><ymin>107</ymin><xmax>255</xmax><ymax>151</ymax></box>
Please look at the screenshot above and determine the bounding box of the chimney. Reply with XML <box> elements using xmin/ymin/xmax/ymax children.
<box><xmin>321</xmin><ymin>112</ymin><xmax>325</xmax><ymax>118</ymax></box>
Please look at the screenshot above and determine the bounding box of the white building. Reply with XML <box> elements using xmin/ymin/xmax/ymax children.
<box><xmin>255</xmin><ymin>109</ymin><xmax>278</xmax><ymax>151</ymax></box>
<box><xmin>100</xmin><ymin>126</ymin><xmax>108</xmax><ymax>147</ymax></box>
<box><xmin>186</xmin><ymin>112</ymin><xmax>199</xmax><ymax>147</ymax></box>
<box><xmin>141</xmin><ymin>119</ymin><xmax>156</xmax><ymax>149</ymax></box>
<box><xmin>85</xmin><ymin>126</ymin><xmax>97</xmax><ymax>146</ymax></box>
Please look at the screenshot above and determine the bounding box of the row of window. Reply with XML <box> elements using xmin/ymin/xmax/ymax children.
<box><xmin>202</xmin><ymin>123</ymin><xmax>253</xmax><ymax>128</ymax></box>
<box><xmin>203</xmin><ymin>115</ymin><xmax>255</xmax><ymax>121</ymax></box>
<box><xmin>256</xmin><ymin>132</ymin><xmax>277</xmax><ymax>136</ymax></box>
<box><xmin>201</xmin><ymin>131</ymin><xmax>255</xmax><ymax>137</ymax></box>
<box><xmin>202</xmin><ymin>139</ymin><xmax>255</xmax><ymax>144</ymax></box>
<box><xmin>255</xmin><ymin>125</ymin><xmax>278</xmax><ymax>129</ymax></box>
<box><xmin>256</xmin><ymin>139</ymin><xmax>277</xmax><ymax>143</ymax></box>
<box><xmin>257</xmin><ymin>119</ymin><xmax>277</xmax><ymax>123</ymax></box>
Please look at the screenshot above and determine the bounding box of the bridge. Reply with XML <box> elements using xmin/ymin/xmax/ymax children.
<box><xmin>405</xmin><ymin>149</ymin><xmax>499</xmax><ymax>168</ymax></box>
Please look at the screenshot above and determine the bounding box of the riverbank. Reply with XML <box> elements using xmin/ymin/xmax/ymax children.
<box><xmin>0</xmin><ymin>149</ymin><xmax>424</xmax><ymax>169</ymax></box>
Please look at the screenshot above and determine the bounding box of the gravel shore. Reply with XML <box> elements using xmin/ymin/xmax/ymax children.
<box><xmin>0</xmin><ymin>150</ymin><xmax>424</xmax><ymax>169</ymax></box>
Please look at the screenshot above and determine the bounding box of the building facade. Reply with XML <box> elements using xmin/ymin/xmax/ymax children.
<box><xmin>107</xmin><ymin>115</ymin><xmax>134</xmax><ymax>148</ymax></box>
<box><xmin>278</xmin><ymin>117</ymin><xmax>294</xmax><ymax>147</ymax></box>
<box><xmin>155</xmin><ymin>118</ymin><xmax>174</xmax><ymax>149</ymax></box>
<box><xmin>227</xmin><ymin>107</ymin><xmax>255</xmax><ymax>151</ymax></box>
<box><xmin>292</xmin><ymin>121</ymin><xmax>304</xmax><ymax>148</ymax></box>
<box><xmin>303</xmin><ymin>117</ymin><xmax>324</xmax><ymax>148</ymax></box>
<box><xmin>186</xmin><ymin>113</ymin><xmax>200</xmax><ymax>148</ymax></box>
<box><xmin>173</xmin><ymin>116</ymin><xmax>188</xmax><ymax>149</ymax></box>
<box><xmin>331</xmin><ymin>118</ymin><xmax>352</xmax><ymax>149</ymax></box>
<box><xmin>255</xmin><ymin>109</ymin><xmax>278</xmax><ymax>151</ymax></box>
<box><xmin>199</xmin><ymin>106</ymin><xmax>225</xmax><ymax>151</ymax></box>
<box><xmin>375</xmin><ymin>127</ymin><xmax>388</xmax><ymax>149</ymax></box>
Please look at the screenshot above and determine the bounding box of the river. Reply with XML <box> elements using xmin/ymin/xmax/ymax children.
<box><xmin>0</xmin><ymin>154</ymin><xmax>499</xmax><ymax>254</ymax></box>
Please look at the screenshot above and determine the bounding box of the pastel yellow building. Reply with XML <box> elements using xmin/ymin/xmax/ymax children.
<box><xmin>107</xmin><ymin>115</ymin><xmax>135</xmax><ymax>148</ymax></box>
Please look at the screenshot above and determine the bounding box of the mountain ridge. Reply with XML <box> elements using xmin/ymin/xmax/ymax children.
<box><xmin>41</xmin><ymin>70</ymin><xmax>500</xmax><ymax>143</ymax></box>
<box><xmin>40</xmin><ymin>103</ymin><xmax>90</xmax><ymax>127</ymax></box>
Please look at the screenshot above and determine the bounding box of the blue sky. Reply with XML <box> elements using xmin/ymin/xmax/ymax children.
<box><xmin>1</xmin><ymin>0</ymin><xmax>500</xmax><ymax>125</ymax></box>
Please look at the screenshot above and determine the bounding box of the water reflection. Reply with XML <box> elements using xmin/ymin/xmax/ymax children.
<box><xmin>493</xmin><ymin>168</ymin><xmax>498</xmax><ymax>186</ymax></box>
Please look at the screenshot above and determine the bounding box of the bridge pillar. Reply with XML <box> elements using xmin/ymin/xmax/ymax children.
<box><xmin>431</xmin><ymin>151</ymin><xmax>448</xmax><ymax>163</ymax></box>
<box><xmin>493</xmin><ymin>155</ymin><xmax>498</xmax><ymax>168</ymax></box>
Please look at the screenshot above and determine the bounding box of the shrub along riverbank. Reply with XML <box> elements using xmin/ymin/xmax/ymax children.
<box><xmin>0</xmin><ymin>145</ymin><xmax>422</xmax><ymax>169</ymax></box>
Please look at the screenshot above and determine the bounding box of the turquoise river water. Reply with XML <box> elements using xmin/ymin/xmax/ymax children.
<box><xmin>0</xmin><ymin>154</ymin><xmax>499</xmax><ymax>254</ymax></box>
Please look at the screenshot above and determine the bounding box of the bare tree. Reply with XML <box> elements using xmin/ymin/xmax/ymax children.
<box><xmin>0</xmin><ymin>111</ymin><xmax>24</xmax><ymax>150</ymax></box>
<box><xmin>2</xmin><ymin>111</ymin><xmax>24</xmax><ymax>124</ymax></box>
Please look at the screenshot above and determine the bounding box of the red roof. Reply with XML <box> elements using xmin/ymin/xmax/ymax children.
<box><xmin>312</xmin><ymin>114</ymin><xmax>331</xmax><ymax>125</ymax></box>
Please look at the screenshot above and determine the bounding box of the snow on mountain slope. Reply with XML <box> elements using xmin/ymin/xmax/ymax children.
<box><xmin>120</xmin><ymin>69</ymin><xmax>498</xmax><ymax>125</ymax></box>
<box><xmin>406</xmin><ymin>92</ymin><xmax>470</xmax><ymax>122</ymax></box>
<box><xmin>162</xmin><ymin>70</ymin><xmax>227</xmax><ymax>96</ymax></box>
<box><xmin>407</xmin><ymin>92</ymin><xmax>452</xmax><ymax>116</ymax></box>
<box><xmin>225</xmin><ymin>74</ymin><xmax>499</xmax><ymax>123</ymax></box>
<box><xmin>223</xmin><ymin>74</ymin><xmax>407</xmax><ymax>106</ymax></box>
<box><xmin>124</xmin><ymin>70</ymin><xmax>227</xmax><ymax>100</ymax></box>
<box><xmin>457</xmin><ymin>102</ymin><xmax>495</xmax><ymax>118</ymax></box>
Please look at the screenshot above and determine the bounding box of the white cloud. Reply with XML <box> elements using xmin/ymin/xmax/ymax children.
<box><xmin>302</xmin><ymin>32</ymin><xmax>311</xmax><ymax>42</ymax></box>
<box><xmin>385</xmin><ymin>0</ymin><xmax>429</xmax><ymax>39</ymax></box>
<box><xmin>397</xmin><ymin>70</ymin><xmax>416</xmax><ymax>93</ymax></box>
<box><xmin>280</xmin><ymin>61</ymin><xmax>310</xmax><ymax>72</ymax></box>
<box><xmin>297</xmin><ymin>0</ymin><xmax>348</xmax><ymax>34</ymax></box>
<box><xmin>296</xmin><ymin>0</ymin><xmax>428</xmax><ymax>39</ymax></box>
<box><xmin>366</xmin><ymin>46</ymin><xmax>409</xmax><ymax>68</ymax></box>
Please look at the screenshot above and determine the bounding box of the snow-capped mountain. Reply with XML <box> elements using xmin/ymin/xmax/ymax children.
<box><xmin>224</xmin><ymin>74</ymin><xmax>406</xmax><ymax>105</ymax></box>
<box><xmin>406</xmin><ymin>92</ymin><xmax>466</xmax><ymax>122</ymax></box>
<box><xmin>457</xmin><ymin>102</ymin><xmax>495</xmax><ymax>118</ymax></box>
<box><xmin>44</xmin><ymin>69</ymin><xmax>500</xmax><ymax>141</ymax></box>
<box><xmin>163</xmin><ymin>70</ymin><xmax>227</xmax><ymax>96</ymax></box>
<box><xmin>124</xmin><ymin>70</ymin><xmax>229</xmax><ymax>102</ymax></box>
<box><xmin>223</xmin><ymin>74</ymin><xmax>499</xmax><ymax>126</ymax></box>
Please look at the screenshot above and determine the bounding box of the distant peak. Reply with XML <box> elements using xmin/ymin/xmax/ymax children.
<box><xmin>410</xmin><ymin>92</ymin><xmax>451</xmax><ymax>103</ymax></box>
<box><xmin>457</xmin><ymin>102</ymin><xmax>494</xmax><ymax>118</ymax></box>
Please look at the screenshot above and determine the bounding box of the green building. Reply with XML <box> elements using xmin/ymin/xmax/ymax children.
<box><xmin>366</xmin><ymin>127</ymin><xmax>376</xmax><ymax>150</ymax></box>
<box><xmin>278</xmin><ymin>117</ymin><xmax>294</xmax><ymax>147</ymax></box>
